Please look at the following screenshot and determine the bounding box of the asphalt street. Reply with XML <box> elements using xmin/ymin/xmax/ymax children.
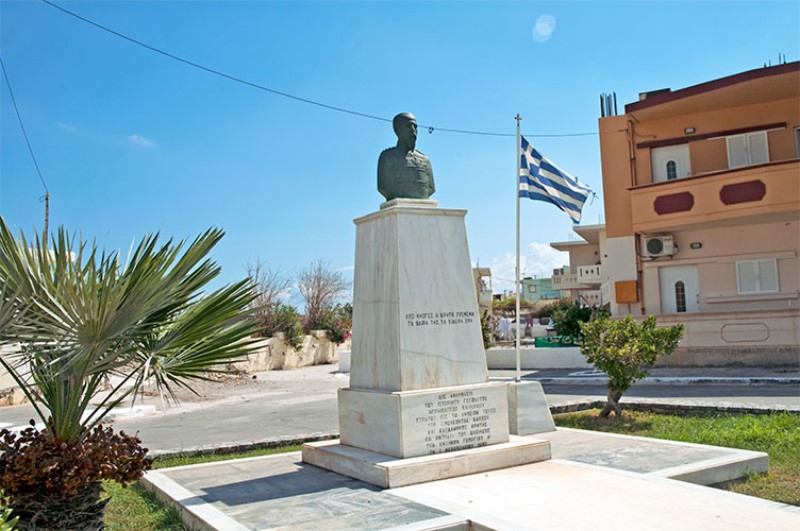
<box><xmin>1</xmin><ymin>365</ymin><xmax>798</xmax><ymax>455</ymax></box>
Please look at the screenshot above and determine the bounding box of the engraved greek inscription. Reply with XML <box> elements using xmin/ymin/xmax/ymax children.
<box><xmin>414</xmin><ymin>389</ymin><xmax>498</xmax><ymax>455</ymax></box>
<box><xmin>405</xmin><ymin>309</ymin><xmax>478</xmax><ymax>328</ymax></box>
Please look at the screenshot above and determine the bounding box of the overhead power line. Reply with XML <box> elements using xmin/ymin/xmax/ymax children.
<box><xmin>0</xmin><ymin>56</ymin><xmax>49</xmax><ymax>193</ymax></box>
<box><xmin>1</xmin><ymin>55</ymin><xmax>51</xmax><ymax>240</ymax></box>
<box><xmin>40</xmin><ymin>0</ymin><xmax>598</xmax><ymax>139</ymax></box>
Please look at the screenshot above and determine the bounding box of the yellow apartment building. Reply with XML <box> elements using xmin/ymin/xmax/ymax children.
<box><xmin>554</xmin><ymin>62</ymin><xmax>800</xmax><ymax>366</ymax></box>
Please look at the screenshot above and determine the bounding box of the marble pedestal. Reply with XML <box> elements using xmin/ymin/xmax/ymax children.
<box><xmin>507</xmin><ymin>381</ymin><xmax>556</xmax><ymax>435</ymax></box>
<box><xmin>339</xmin><ymin>382</ymin><xmax>509</xmax><ymax>458</ymax></box>
<box><xmin>302</xmin><ymin>200</ymin><xmax>551</xmax><ymax>486</ymax></box>
<box><xmin>348</xmin><ymin>199</ymin><xmax>488</xmax><ymax>392</ymax></box>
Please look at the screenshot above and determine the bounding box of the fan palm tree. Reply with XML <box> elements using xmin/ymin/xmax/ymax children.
<box><xmin>0</xmin><ymin>217</ymin><xmax>259</xmax><ymax>529</ymax></box>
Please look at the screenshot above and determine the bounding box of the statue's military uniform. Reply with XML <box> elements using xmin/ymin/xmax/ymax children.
<box><xmin>377</xmin><ymin>147</ymin><xmax>435</xmax><ymax>201</ymax></box>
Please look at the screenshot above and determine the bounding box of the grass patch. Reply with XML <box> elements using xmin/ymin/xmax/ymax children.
<box><xmin>554</xmin><ymin>410</ymin><xmax>800</xmax><ymax>506</ymax></box>
<box><xmin>154</xmin><ymin>444</ymin><xmax>303</xmax><ymax>469</ymax></box>
<box><xmin>103</xmin><ymin>444</ymin><xmax>301</xmax><ymax>529</ymax></box>
<box><xmin>104</xmin><ymin>481</ymin><xmax>184</xmax><ymax>531</ymax></box>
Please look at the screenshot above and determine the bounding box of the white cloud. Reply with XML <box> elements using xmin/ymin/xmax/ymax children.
<box><xmin>56</xmin><ymin>122</ymin><xmax>77</xmax><ymax>133</ymax></box>
<box><xmin>486</xmin><ymin>242</ymin><xmax>568</xmax><ymax>295</ymax></box>
<box><xmin>127</xmin><ymin>134</ymin><xmax>155</xmax><ymax>147</ymax></box>
<box><xmin>532</xmin><ymin>14</ymin><xmax>556</xmax><ymax>43</ymax></box>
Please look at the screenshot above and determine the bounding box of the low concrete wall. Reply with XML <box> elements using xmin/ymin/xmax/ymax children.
<box><xmin>228</xmin><ymin>334</ymin><xmax>351</xmax><ymax>373</ymax></box>
<box><xmin>0</xmin><ymin>336</ymin><xmax>351</xmax><ymax>408</ymax></box>
<box><xmin>0</xmin><ymin>344</ymin><xmax>28</xmax><ymax>406</ymax></box>
<box><xmin>655</xmin><ymin>346</ymin><xmax>800</xmax><ymax>368</ymax></box>
<box><xmin>651</xmin><ymin>309</ymin><xmax>800</xmax><ymax>367</ymax></box>
<box><xmin>486</xmin><ymin>347</ymin><xmax>591</xmax><ymax>370</ymax></box>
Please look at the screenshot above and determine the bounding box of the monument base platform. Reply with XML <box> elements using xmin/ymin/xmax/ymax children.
<box><xmin>301</xmin><ymin>436</ymin><xmax>551</xmax><ymax>489</ymax></box>
<box><xmin>339</xmin><ymin>382</ymin><xmax>510</xmax><ymax>458</ymax></box>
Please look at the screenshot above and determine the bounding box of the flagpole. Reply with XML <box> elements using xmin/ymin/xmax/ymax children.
<box><xmin>514</xmin><ymin>114</ymin><xmax>522</xmax><ymax>383</ymax></box>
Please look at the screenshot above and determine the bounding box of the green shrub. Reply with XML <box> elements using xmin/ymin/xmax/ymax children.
<box><xmin>1</xmin><ymin>492</ymin><xmax>18</xmax><ymax>531</ymax></box>
<box><xmin>480</xmin><ymin>310</ymin><xmax>493</xmax><ymax>349</ymax></box>
<box><xmin>551</xmin><ymin>301</ymin><xmax>607</xmax><ymax>343</ymax></box>
<box><xmin>255</xmin><ymin>302</ymin><xmax>304</xmax><ymax>349</ymax></box>
<box><xmin>308</xmin><ymin>304</ymin><xmax>352</xmax><ymax>345</ymax></box>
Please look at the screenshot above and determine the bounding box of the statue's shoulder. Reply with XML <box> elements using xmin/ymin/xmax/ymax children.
<box><xmin>379</xmin><ymin>147</ymin><xmax>401</xmax><ymax>164</ymax></box>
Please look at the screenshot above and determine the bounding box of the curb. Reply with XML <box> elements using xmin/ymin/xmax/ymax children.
<box><xmin>531</xmin><ymin>376</ymin><xmax>800</xmax><ymax>386</ymax></box>
<box><xmin>149</xmin><ymin>431</ymin><xmax>339</xmax><ymax>459</ymax></box>
<box><xmin>549</xmin><ymin>400</ymin><xmax>800</xmax><ymax>416</ymax></box>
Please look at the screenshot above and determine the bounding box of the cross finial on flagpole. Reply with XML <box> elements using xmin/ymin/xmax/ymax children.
<box><xmin>515</xmin><ymin>113</ymin><xmax>522</xmax><ymax>125</ymax></box>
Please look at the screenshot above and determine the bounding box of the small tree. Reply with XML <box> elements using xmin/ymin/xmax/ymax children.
<box><xmin>580</xmin><ymin>315</ymin><xmax>684</xmax><ymax>418</ymax></box>
<box><xmin>245</xmin><ymin>260</ymin><xmax>302</xmax><ymax>344</ymax></box>
<box><xmin>296</xmin><ymin>259</ymin><xmax>351</xmax><ymax>333</ymax></box>
<box><xmin>246</xmin><ymin>260</ymin><xmax>291</xmax><ymax>314</ymax></box>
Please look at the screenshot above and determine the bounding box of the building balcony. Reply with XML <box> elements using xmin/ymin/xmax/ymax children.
<box><xmin>552</xmin><ymin>272</ymin><xmax>580</xmax><ymax>290</ymax></box>
<box><xmin>579</xmin><ymin>290</ymin><xmax>602</xmax><ymax>307</ymax></box>
<box><xmin>577</xmin><ymin>265</ymin><xmax>602</xmax><ymax>285</ymax></box>
<box><xmin>629</xmin><ymin>159</ymin><xmax>800</xmax><ymax>232</ymax></box>
<box><xmin>478</xmin><ymin>289</ymin><xmax>493</xmax><ymax>309</ymax></box>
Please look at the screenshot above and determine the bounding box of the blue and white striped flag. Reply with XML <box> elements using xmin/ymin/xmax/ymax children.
<box><xmin>519</xmin><ymin>135</ymin><xmax>592</xmax><ymax>224</ymax></box>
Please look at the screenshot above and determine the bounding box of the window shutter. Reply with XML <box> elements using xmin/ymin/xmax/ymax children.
<box><xmin>736</xmin><ymin>261</ymin><xmax>758</xmax><ymax>293</ymax></box>
<box><xmin>758</xmin><ymin>259</ymin><xmax>779</xmax><ymax>292</ymax></box>
<box><xmin>748</xmin><ymin>132</ymin><xmax>769</xmax><ymax>165</ymax></box>
<box><xmin>726</xmin><ymin>135</ymin><xmax>748</xmax><ymax>168</ymax></box>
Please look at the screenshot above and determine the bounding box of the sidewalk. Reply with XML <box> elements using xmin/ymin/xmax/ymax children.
<box><xmin>492</xmin><ymin>366</ymin><xmax>800</xmax><ymax>385</ymax></box>
<box><xmin>142</xmin><ymin>429</ymin><xmax>800</xmax><ymax>531</ymax></box>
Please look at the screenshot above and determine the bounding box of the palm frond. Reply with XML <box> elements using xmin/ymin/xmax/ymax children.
<box><xmin>0</xmin><ymin>217</ymin><xmax>259</xmax><ymax>442</ymax></box>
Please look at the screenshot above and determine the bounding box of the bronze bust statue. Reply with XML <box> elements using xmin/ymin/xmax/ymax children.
<box><xmin>377</xmin><ymin>113</ymin><xmax>435</xmax><ymax>201</ymax></box>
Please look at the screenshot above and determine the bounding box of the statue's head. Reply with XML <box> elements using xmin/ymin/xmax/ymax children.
<box><xmin>393</xmin><ymin>112</ymin><xmax>417</xmax><ymax>150</ymax></box>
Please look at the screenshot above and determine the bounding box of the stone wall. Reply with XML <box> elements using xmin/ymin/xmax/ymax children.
<box><xmin>0</xmin><ymin>335</ymin><xmax>352</xmax><ymax>408</ymax></box>
<box><xmin>227</xmin><ymin>333</ymin><xmax>351</xmax><ymax>373</ymax></box>
<box><xmin>0</xmin><ymin>344</ymin><xmax>28</xmax><ymax>406</ymax></box>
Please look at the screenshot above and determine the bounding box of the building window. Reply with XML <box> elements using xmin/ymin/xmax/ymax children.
<box><xmin>736</xmin><ymin>259</ymin><xmax>779</xmax><ymax>294</ymax></box>
<box><xmin>666</xmin><ymin>161</ymin><xmax>677</xmax><ymax>180</ymax></box>
<box><xmin>674</xmin><ymin>281</ymin><xmax>686</xmax><ymax>312</ymax></box>
<box><xmin>726</xmin><ymin>131</ymin><xmax>769</xmax><ymax>168</ymax></box>
<box><xmin>528</xmin><ymin>285</ymin><xmax>536</xmax><ymax>293</ymax></box>
<box><xmin>795</xmin><ymin>127</ymin><xmax>800</xmax><ymax>159</ymax></box>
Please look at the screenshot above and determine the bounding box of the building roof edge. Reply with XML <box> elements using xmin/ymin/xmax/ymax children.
<box><xmin>625</xmin><ymin>61</ymin><xmax>800</xmax><ymax>114</ymax></box>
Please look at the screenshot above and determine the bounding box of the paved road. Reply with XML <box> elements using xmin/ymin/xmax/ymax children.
<box><xmin>100</xmin><ymin>369</ymin><xmax>800</xmax><ymax>454</ymax></box>
<box><xmin>1</xmin><ymin>365</ymin><xmax>797</xmax><ymax>455</ymax></box>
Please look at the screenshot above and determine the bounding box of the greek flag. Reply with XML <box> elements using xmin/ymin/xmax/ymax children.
<box><xmin>519</xmin><ymin>135</ymin><xmax>592</xmax><ymax>224</ymax></box>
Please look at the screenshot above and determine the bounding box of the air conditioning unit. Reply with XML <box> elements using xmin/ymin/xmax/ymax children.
<box><xmin>642</xmin><ymin>235</ymin><xmax>675</xmax><ymax>258</ymax></box>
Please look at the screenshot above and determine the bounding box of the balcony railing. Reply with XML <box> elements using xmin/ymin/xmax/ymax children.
<box><xmin>579</xmin><ymin>290</ymin><xmax>602</xmax><ymax>306</ymax></box>
<box><xmin>478</xmin><ymin>289</ymin><xmax>493</xmax><ymax>308</ymax></box>
<box><xmin>552</xmin><ymin>272</ymin><xmax>580</xmax><ymax>290</ymax></box>
<box><xmin>577</xmin><ymin>265</ymin><xmax>602</xmax><ymax>284</ymax></box>
<box><xmin>630</xmin><ymin>159</ymin><xmax>799</xmax><ymax>233</ymax></box>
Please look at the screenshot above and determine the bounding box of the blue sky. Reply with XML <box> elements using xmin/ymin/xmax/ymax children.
<box><xmin>2</xmin><ymin>0</ymin><xmax>798</xmax><ymax>304</ymax></box>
